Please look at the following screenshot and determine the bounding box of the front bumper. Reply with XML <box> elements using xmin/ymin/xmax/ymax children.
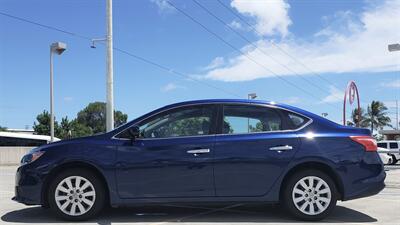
<box><xmin>12</xmin><ymin>165</ymin><xmax>44</xmax><ymax>205</ymax></box>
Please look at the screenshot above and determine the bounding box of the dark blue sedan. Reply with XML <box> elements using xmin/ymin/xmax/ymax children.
<box><xmin>13</xmin><ymin>99</ymin><xmax>385</xmax><ymax>221</ymax></box>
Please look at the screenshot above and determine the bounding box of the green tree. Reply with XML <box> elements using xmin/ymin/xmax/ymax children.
<box><xmin>76</xmin><ymin>102</ymin><xmax>128</xmax><ymax>134</ymax></box>
<box><xmin>0</xmin><ymin>126</ymin><xmax>7</xmax><ymax>131</ymax></box>
<box><xmin>58</xmin><ymin>116</ymin><xmax>76</xmax><ymax>139</ymax></box>
<box><xmin>33</xmin><ymin>102</ymin><xmax>128</xmax><ymax>139</ymax></box>
<box><xmin>69</xmin><ymin>119</ymin><xmax>93</xmax><ymax>138</ymax></box>
<box><xmin>249</xmin><ymin>121</ymin><xmax>264</xmax><ymax>132</ymax></box>
<box><xmin>363</xmin><ymin>101</ymin><xmax>392</xmax><ymax>131</ymax></box>
<box><xmin>33</xmin><ymin>110</ymin><xmax>61</xmax><ymax>136</ymax></box>
<box><xmin>349</xmin><ymin>108</ymin><xmax>369</xmax><ymax>127</ymax></box>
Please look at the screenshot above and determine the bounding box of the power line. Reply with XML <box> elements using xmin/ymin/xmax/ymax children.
<box><xmin>214</xmin><ymin>0</ymin><xmax>373</xmax><ymax>107</ymax></box>
<box><xmin>0</xmin><ymin>11</ymin><xmax>241</xmax><ymax>98</ymax></box>
<box><xmin>215</xmin><ymin>0</ymin><xmax>338</xmax><ymax>88</ymax></box>
<box><xmin>0</xmin><ymin>11</ymin><xmax>92</xmax><ymax>41</ymax></box>
<box><xmin>192</xmin><ymin>0</ymin><xmax>333</xmax><ymax>97</ymax></box>
<box><xmin>166</xmin><ymin>0</ymin><xmax>341</xmax><ymax>112</ymax></box>
<box><xmin>113</xmin><ymin>47</ymin><xmax>242</xmax><ymax>97</ymax></box>
<box><xmin>216</xmin><ymin>0</ymin><xmax>380</xmax><ymax>107</ymax></box>
<box><xmin>217</xmin><ymin>0</ymin><xmax>375</xmax><ymax>108</ymax></box>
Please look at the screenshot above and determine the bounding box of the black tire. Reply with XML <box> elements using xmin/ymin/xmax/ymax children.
<box><xmin>47</xmin><ymin>169</ymin><xmax>106</xmax><ymax>221</ymax></box>
<box><xmin>282</xmin><ymin>170</ymin><xmax>338</xmax><ymax>221</ymax></box>
<box><xmin>389</xmin><ymin>155</ymin><xmax>398</xmax><ymax>165</ymax></box>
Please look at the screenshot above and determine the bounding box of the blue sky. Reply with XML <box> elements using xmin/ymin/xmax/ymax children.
<box><xmin>0</xmin><ymin>0</ymin><xmax>399</xmax><ymax>129</ymax></box>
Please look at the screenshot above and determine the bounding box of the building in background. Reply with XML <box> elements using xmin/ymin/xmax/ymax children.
<box><xmin>379</xmin><ymin>130</ymin><xmax>400</xmax><ymax>140</ymax></box>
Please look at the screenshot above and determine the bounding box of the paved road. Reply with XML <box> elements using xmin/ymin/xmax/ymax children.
<box><xmin>0</xmin><ymin>165</ymin><xmax>399</xmax><ymax>225</ymax></box>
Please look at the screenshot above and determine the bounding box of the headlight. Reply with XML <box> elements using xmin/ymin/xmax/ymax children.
<box><xmin>20</xmin><ymin>151</ymin><xmax>45</xmax><ymax>165</ymax></box>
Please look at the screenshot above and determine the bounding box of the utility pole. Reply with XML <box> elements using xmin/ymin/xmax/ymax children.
<box><xmin>106</xmin><ymin>0</ymin><xmax>114</xmax><ymax>132</ymax></box>
<box><xmin>397</xmin><ymin>100</ymin><xmax>399</xmax><ymax>130</ymax></box>
<box><xmin>388</xmin><ymin>43</ymin><xmax>400</xmax><ymax>130</ymax></box>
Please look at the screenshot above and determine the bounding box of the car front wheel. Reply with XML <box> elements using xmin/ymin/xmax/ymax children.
<box><xmin>48</xmin><ymin>169</ymin><xmax>106</xmax><ymax>221</ymax></box>
<box><xmin>282</xmin><ymin>170</ymin><xmax>337</xmax><ymax>221</ymax></box>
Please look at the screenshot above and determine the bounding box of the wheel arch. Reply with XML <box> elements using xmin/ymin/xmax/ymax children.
<box><xmin>279</xmin><ymin>161</ymin><xmax>344</xmax><ymax>201</ymax></box>
<box><xmin>41</xmin><ymin>161</ymin><xmax>110</xmax><ymax>207</ymax></box>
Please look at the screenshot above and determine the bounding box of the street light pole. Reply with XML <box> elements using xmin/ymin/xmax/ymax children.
<box><xmin>49</xmin><ymin>42</ymin><xmax>67</xmax><ymax>142</ymax></box>
<box><xmin>50</xmin><ymin>49</ymin><xmax>54</xmax><ymax>142</ymax></box>
<box><xmin>106</xmin><ymin>0</ymin><xmax>114</xmax><ymax>132</ymax></box>
<box><xmin>388</xmin><ymin>43</ymin><xmax>399</xmax><ymax>130</ymax></box>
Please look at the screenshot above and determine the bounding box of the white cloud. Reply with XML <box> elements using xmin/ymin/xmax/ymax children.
<box><xmin>160</xmin><ymin>82</ymin><xmax>185</xmax><ymax>92</ymax></box>
<box><xmin>200</xmin><ymin>0</ymin><xmax>400</xmax><ymax>82</ymax></box>
<box><xmin>381</xmin><ymin>79</ymin><xmax>400</xmax><ymax>88</ymax></box>
<box><xmin>321</xmin><ymin>86</ymin><xmax>342</xmax><ymax>103</ymax></box>
<box><xmin>204</xmin><ymin>57</ymin><xmax>225</xmax><ymax>70</ymax></box>
<box><xmin>150</xmin><ymin>0</ymin><xmax>175</xmax><ymax>13</ymax></box>
<box><xmin>228</xmin><ymin>20</ymin><xmax>243</xmax><ymax>30</ymax></box>
<box><xmin>231</xmin><ymin>0</ymin><xmax>291</xmax><ymax>37</ymax></box>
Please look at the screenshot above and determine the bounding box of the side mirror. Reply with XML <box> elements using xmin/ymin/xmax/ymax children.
<box><xmin>128</xmin><ymin>126</ymin><xmax>140</xmax><ymax>140</ymax></box>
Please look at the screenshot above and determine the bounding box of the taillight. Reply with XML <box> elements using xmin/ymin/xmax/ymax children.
<box><xmin>350</xmin><ymin>136</ymin><xmax>377</xmax><ymax>151</ymax></box>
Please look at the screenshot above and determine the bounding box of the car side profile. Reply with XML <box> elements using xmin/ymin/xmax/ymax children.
<box><xmin>13</xmin><ymin>99</ymin><xmax>385</xmax><ymax>221</ymax></box>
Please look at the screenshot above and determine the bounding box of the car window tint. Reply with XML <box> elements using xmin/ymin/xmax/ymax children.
<box><xmin>138</xmin><ymin>106</ymin><xmax>214</xmax><ymax>138</ymax></box>
<box><xmin>288</xmin><ymin>112</ymin><xmax>309</xmax><ymax>129</ymax></box>
<box><xmin>377</xmin><ymin>143</ymin><xmax>387</xmax><ymax>148</ymax></box>
<box><xmin>389</xmin><ymin>142</ymin><xmax>398</xmax><ymax>149</ymax></box>
<box><xmin>223</xmin><ymin>105</ymin><xmax>282</xmax><ymax>134</ymax></box>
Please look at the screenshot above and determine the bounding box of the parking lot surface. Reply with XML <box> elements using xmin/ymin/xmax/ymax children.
<box><xmin>1</xmin><ymin>165</ymin><xmax>399</xmax><ymax>225</ymax></box>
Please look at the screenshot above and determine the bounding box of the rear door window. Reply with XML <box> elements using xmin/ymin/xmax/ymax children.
<box><xmin>222</xmin><ymin>105</ymin><xmax>282</xmax><ymax>134</ymax></box>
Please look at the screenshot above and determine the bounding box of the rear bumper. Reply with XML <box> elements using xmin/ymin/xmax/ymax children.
<box><xmin>342</xmin><ymin>169</ymin><xmax>386</xmax><ymax>201</ymax></box>
<box><xmin>341</xmin><ymin>152</ymin><xmax>386</xmax><ymax>201</ymax></box>
<box><xmin>12</xmin><ymin>165</ymin><xmax>43</xmax><ymax>205</ymax></box>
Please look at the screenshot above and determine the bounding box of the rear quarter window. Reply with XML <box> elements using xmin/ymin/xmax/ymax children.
<box><xmin>287</xmin><ymin>112</ymin><xmax>309</xmax><ymax>129</ymax></box>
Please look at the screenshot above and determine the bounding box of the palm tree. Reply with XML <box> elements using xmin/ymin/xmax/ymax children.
<box><xmin>363</xmin><ymin>101</ymin><xmax>391</xmax><ymax>131</ymax></box>
<box><xmin>349</xmin><ymin>108</ymin><xmax>368</xmax><ymax>127</ymax></box>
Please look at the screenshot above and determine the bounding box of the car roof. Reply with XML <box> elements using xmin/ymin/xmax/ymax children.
<box><xmin>164</xmin><ymin>99</ymin><xmax>289</xmax><ymax>110</ymax></box>
<box><xmin>161</xmin><ymin>99</ymin><xmax>314</xmax><ymax>116</ymax></box>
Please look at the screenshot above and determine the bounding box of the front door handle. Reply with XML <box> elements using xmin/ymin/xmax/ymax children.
<box><xmin>187</xmin><ymin>148</ymin><xmax>210</xmax><ymax>154</ymax></box>
<box><xmin>269</xmin><ymin>145</ymin><xmax>293</xmax><ymax>151</ymax></box>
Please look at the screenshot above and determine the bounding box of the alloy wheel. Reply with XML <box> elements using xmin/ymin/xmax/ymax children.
<box><xmin>291</xmin><ymin>176</ymin><xmax>331</xmax><ymax>215</ymax></box>
<box><xmin>54</xmin><ymin>176</ymin><xmax>96</xmax><ymax>216</ymax></box>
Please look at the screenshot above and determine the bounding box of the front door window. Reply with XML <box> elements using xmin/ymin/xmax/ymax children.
<box><xmin>139</xmin><ymin>106</ymin><xmax>215</xmax><ymax>139</ymax></box>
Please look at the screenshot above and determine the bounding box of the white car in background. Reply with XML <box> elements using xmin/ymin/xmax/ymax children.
<box><xmin>377</xmin><ymin>147</ymin><xmax>393</xmax><ymax>165</ymax></box>
<box><xmin>377</xmin><ymin>141</ymin><xmax>400</xmax><ymax>165</ymax></box>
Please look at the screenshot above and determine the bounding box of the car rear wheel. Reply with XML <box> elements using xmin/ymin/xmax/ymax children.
<box><xmin>282</xmin><ymin>170</ymin><xmax>337</xmax><ymax>221</ymax></box>
<box><xmin>48</xmin><ymin>169</ymin><xmax>105</xmax><ymax>221</ymax></box>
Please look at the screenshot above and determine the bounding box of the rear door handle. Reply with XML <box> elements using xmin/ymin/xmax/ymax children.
<box><xmin>187</xmin><ymin>149</ymin><xmax>210</xmax><ymax>154</ymax></box>
<box><xmin>269</xmin><ymin>145</ymin><xmax>293</xmax><ymax>151</ymax></box>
